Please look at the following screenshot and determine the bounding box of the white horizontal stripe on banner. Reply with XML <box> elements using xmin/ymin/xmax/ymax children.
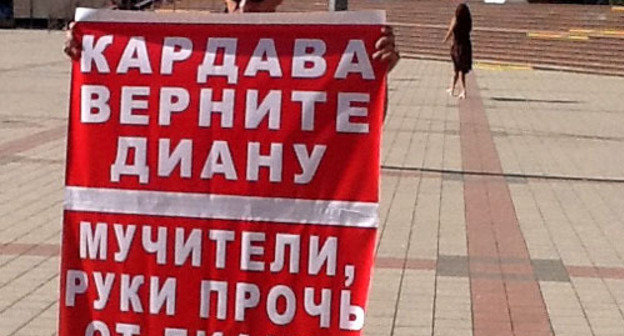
<box><xmin>64</xmin><ymin>187</ymin><xmax>379</xmax><ymax>228</ymax></box>
<box><xmin>75</xmin><ymin>8</ymin><xmax>386</xmax><ymax>25</ymax></box>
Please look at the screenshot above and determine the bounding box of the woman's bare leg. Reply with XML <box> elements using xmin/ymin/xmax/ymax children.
<box><xmin>447</xmin><ymin>71</ymin><xmax>459</xmax><ymax>96</ymax></box>
<box><xmin>458</xmin><ymin>71</ymin><xmax>466</xmax><ymax>99</ymax></box>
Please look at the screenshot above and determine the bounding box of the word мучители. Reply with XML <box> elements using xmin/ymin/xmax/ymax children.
<box><xmin>68</xmin><ymin>220</ymin><xmax>364</xmax><ymax>335</ymax></box>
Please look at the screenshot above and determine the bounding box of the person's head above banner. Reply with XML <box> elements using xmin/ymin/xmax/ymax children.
<box><xmin>225</xmin><ymin>0</ymin><xmax>284</xmax><ymax>13</ymax></box>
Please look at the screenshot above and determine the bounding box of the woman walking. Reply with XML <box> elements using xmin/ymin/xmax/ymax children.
<box><xmin>443</xmin><ymin>3</ymin><xmax>472</xmax><ymax>99</ymax></box>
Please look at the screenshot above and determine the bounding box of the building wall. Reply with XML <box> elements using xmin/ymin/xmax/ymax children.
<box><xmin>13</xmin><ymin>0</ymin><xmax>109</xmax><ymax>20</ymax></box>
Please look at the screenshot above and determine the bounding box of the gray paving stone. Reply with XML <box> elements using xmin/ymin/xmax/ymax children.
<box><xmin>532</xmin><ymin>259</ymin><xmax>571</xmax><ymax>282</ymax></box>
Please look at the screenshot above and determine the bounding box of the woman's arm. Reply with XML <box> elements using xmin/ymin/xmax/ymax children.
<box><xmin>443</xmin><ymin>17</ymin><xmax>456</xmax><ymax>43</ymax></box>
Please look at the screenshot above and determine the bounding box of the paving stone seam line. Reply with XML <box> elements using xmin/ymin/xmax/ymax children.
<box><xmin>477</xmin><ymin>98</ymin><xmax>555</xmax><ymax>333</ymax></box>
<box><xmin>526</xmin><ymin>180</ymin><xmax>597</xmax><ymax>336</ymax></box>
<box><xmin>419</xmin><ymin>96</ymin><xmax>444</xmax><ymax>336</ymax></box>
<box><xmin>545</xmin><ymin>181</ymin><xmax>624</xmax><ymax>323</ymax></box>
<box><xmin>504</xmin><ymin>87</ymin><xmax>624</xmax><ymax>328</ymax></box>
<box><xmin>0</xmin><ymin>176</ymin><xmax>62</xmax><ymax>213</ymax></box>
<box><xmin>494</xmin><ymin>108</ymin><xmax>555</xmax><ymax>335</ymax></box>
<box><xmin>494</xmin><ymin>176</ymin><xmax>557</xmax><ymax>336</ymax></box>
<box><xmin>512</xmin><ymin>84</ymin><xmax>624</xmax><ymax>324</ymax></box>
<box><xmin>431</xmin><ymin>78</ymin><xmax>452</xmax><ymax>336</ymax></box>
<box><xmin>0</xmin><ymin>212</ymin><xmax>61</xmax><ymax>249</ymax></box>
<box><xmin>381</xmin><ymin>165</ymin><xmax>624</xmax><ymax>184</ymax></box>
<box><xmin>468</xmin><ymin>176</ymin><xmax>518</xmax><ymax>335</ymax></box>
<box><xmin>590</xmin><ymin>183</ymin><xmax>624</xmax><ymax>255</ymax></box>
<box><xmin>5</xmin><ymin>246</ymin><xmax>624</xmax><ymax>280</ymax></box>
<box><xmin>7</xmin><ymin>299</ymin><xmax>58</xmax><ymax>336</ymax></box>
<box><xmin>376</xmin><ymin>90</ymin><xmax>411</xmax><ymax>254</ymax></box>
<box><xmin>388</xmin><ymin>98</ymin><xmax>432</xmax><ymax>336</ymax></box>
<box><xmin>0</xmin><ymin>228</ymin><xmax>63</xmax><ymax>285</ymax></box>
<box><xmin>0</xmin><ymin>161</ymin><xmax>57</xmax><ymax>197</ymax></box>
<box><xmin>504</xmin><ymin>127</ymin><xmax>616</xmax><ymax>336</ymax></box>
<box><xmin>375</xmin><ymin>175</ymin><xmax>400</xmax><ymax>254</ymax></box>
<box><xmin>490</xmin><ymin>86</ymin><xmax>597</xmax><ymax>335</ymax></box>
<box><xmin>460</xmin><ymin>73</ymin><xmax>554</xmax><ymax>336</ymax></box>
<box><xmin>0</xmin><ymin>125</ymin><xmax>67</xmax><ymax>158</ymax></box>
<box><xmin>431</xmin><ymin>147</ymin><xmax>446</xmax><ymax>336</ymax></box>
<box><xmin>375</xmin><ymin>85</ymin><xmax>416</xmax><ymax>256</ymax></box>
<box><xmin>0</xmin><ymin>247</ymin><xmax>59</xmax><ymax>294</ymax></box>
<box><xmin>387</xmin><ymin>173</ymin><xmax>424</xmax><ymax>336</ymax></box>
<box><xmin>602</xmin><ymin>183</ymin><xmax>624</xmax><ymax>224</ymax></box>
<box><xmin>0</xmin><ymin>262</ymin><xmax>59</xmax><ymax>314</ymax></box>
<box><xmin>569</xmin><ymin>174</ymin><xmax>624</xmax><ymax>263</ymax></box>
<box><xmin>376</xmin><ymin>93</ymin><xmax>426</xmax><ymax>257</ymax></box>
<box><xmin>399</xmin><ymin>52</ymin><xmax>624</xmax><ymax>79</ymax></box>
<box><xmin>541</xmin><ymin>140</ymin><xmax>624</xmax><ymax>322</ymax></box>
<box><xmin>381</xmin><ymin>82</ymin><xmax>412</xmax><ymax>166</ymax></box>
<box><xmin>511</xmin><ymin>81</ymin><xmax>624</xmax><ymax>263</ymax></box>
<box><xmin>4</xmin><ymin>273</ymin><xmax>60</xmax><ymax>336</ymax></box>
<box><xmin>382</xmin><ymin>123</ymin><xmax>624</xmax><ymax>141</ymax></box>
<box><xmin>0</xmin><ymin>114</ymin><xmax>68</xmax><ymax>122</ymax></box>
<box><xmin>0</xmin><ymin>60</ymin><xmax>67</xmax><ymax>74</ymax></box>
<box><xmin>0</xmin><ymin>195</ymin><xmax>62</xmax><ymax>238</ymax></box>
<box><xmin>377</xmin><ymin>258</ymin><xmax>624</xmax><ymax>281</ymax></box>
<box><xmin>1</xmin><ymin>212</ymin><xmax>63</xmax><ymax>250</ymax></box>
<box><xmin>0</xmin><ymin>178</ymin><xmax>62</xmax><ymax>211</ymax></box>
<box><xmin>0</xmin><ymin>155</ymin><xmax>66</xmax><ymax>166</ymax></box>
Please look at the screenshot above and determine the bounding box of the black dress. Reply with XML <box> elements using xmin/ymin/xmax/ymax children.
<box><xmin>451</xmin><ymin>27</ymin><xmax>472</xmax><ymax>74</ymax></box>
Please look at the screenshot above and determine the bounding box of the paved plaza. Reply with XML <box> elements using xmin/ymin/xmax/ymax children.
<box><xmin>1</xmin><ymin>29</ymin><xmax>624</xmax><ymax>336</ymax></box>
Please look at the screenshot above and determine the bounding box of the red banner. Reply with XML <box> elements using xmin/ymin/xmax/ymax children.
<box><xmin>60</xmin><ymin>8</ymin><xmax>386</xmax><ymax>336</ymax></box>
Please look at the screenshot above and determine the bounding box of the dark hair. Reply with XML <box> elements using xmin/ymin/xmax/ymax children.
<box><xmin>455</xmin><ymin>3</ymin><xmax>472</xmax><ymax>33</ymax></box>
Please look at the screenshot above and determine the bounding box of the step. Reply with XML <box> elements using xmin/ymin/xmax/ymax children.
<box><xmin>397</xmin><ymin>33</ymin><xmax>624</xmax><ymax>54</ymax></box>
<box><xmin>401</xmin><ymin>42</ymin><xmax>624</xmax><ymax>67</ymax></box>
<box><xmin>395</xmin><ymin>34</ymin><xmax>624</xmax><ymax>55</ymax></box>
<box><xmin>401</xmin><ymin>47</ymin><xmax>624</xmax><ymax>74</ymax></box>
<box><xmin>399</xmin><ymin>42</ymin><xmax>624</xmax><ymax>67</ymax></box>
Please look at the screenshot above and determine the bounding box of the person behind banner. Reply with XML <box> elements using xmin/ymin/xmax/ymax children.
<box><xmin>64</xmin><ymin>0</ymin><xmax>400</xmax><ymax>73</ymax></box>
